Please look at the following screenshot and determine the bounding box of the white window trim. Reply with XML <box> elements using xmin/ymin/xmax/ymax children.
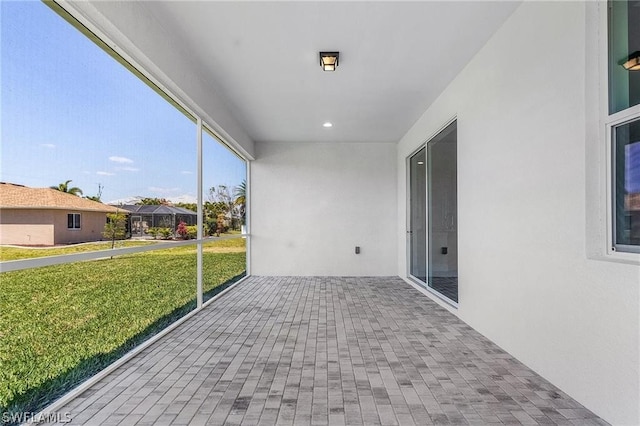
<box><xmin>67</xmin><ymin>213</ymin><xmax>81</xmax><ymax>230</ymax></box>
<box><xmin>606</xmin><ymin>108</ymin><xmax>640</xmax><ymax>256</ymax></box>
<box><xmin>598</xmin><ymin>1</ymin><xmax>640</xmax><ymax>262</ymax></box>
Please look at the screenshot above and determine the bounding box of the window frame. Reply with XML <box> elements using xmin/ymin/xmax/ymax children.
<box><xmin>609</xmin><ymin>114</ymin><xmax>640</xmax><ymax>254</ymax></box>
<box><xmin>603</xmin><ymin>0</ymin><xmax>640</xmax><ymax>258</ymax></box>
<box><xmin>67</xmin><ymin>212</ymin><xmax>81</xmax><ymax>230</ymax></box>
<box><xmin>405</xmin><ymin>116</ymin><xmax>459</xmax><ymax>308</ymax></box>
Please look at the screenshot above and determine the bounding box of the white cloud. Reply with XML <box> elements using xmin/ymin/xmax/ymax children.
<box><xmin>96</xmin><ymin>171</ymin><xmax>115</xmax><ymax>176</ymax></box>
<box><xmin>180</xmin><ymin>171</ymin><xmax>193</xmax><ymax>175</ymax></box>
<box><xmin>149</xmin><ymin>186</ymin><xmax>180</xmax><ymax>193</ymax></box>
<box><xmin>105</xmin><ymin>195</ymin><xmax>143</xmax><ymax>205</ymax></box>
<box><xmin>40</xmin><ymin>143</ymin><xmax>56</xmax><ymax>149</ymax></box>
<box><xmin>116</xmin><ymin>166</ymin><xmax>140</xmax><ymax>172</ymax></box>
<box><xmin>170</xmin><ymin>194</ymin><xmax>198</xmax><ymax>204</ymax></box>
<box><xmin>108</xmin><ymin>156</ymin><xmax>134</xmax><ymax>164</ymax></box>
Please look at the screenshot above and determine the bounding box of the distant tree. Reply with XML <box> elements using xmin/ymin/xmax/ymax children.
<box><xmin>85</xmin><ymin>183</ymin><xmax>103</xmax><ymax>202</ymax></box>
<box><xmin>208</xmin><ymin>185</ymin><xmax>233</xmax><ymax>206</ymax></box>
<box><xmin>102</xmin><ymin>210</ymin><xmax>128</xmax><ymax>251</ymax></box>
<box><xmin>205</xmin><ymin>201</ymin><xmax>227</xmax><ymax>217</ymax></box>
<box><xmin>202</xmin><ymin>200</ymin><xmax>225</xmax><ymax>235</ymax></box>
<box><xmin>137</xmin><ymin>197</ymin><xmax>171</xmax><ymax>205</ymax></box>
<box><xmin>234</xmin><ymin>180</ymin><xmax>246</xmax><ymax>226</ymax></box>
<box><xmin>175</xmin><ymin>202</ymin><xmax>197</xmax><ymax>212</ymax></box>
<box><xmin>208</xmin><ymin>184</ymin><xmax>246</xmax><ymax>230</ymax></box>
<box><xmin>206</xmin><ymin>185</ymin><xmax>230</xmax><ymax>231</ymax></box>
<box><xmin>50</xmin><ymin>180</ymin><xmax>83</xmax><ymax>196</ymax></box>
<box><xmin>215</xmin><ymin>213</ymin><xmax>226</xmax><ymax>237</ymax></box>
<box><xmin>234</xmin><ymin>180</ymin><xmax>246</xmax><ymax>206</ymax></box>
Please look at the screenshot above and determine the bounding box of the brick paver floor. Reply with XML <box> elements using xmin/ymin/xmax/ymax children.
<box><xmin>51</xmin><ymin>276</ymin><xmax>606</xmax><ymax>425</ymax></box>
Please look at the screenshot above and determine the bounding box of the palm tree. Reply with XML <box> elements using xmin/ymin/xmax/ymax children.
<box><xmin>234</xmin><ymin>180</ymin><xmax>246</xmax><ymax>206</ymax></box>
<box><xmin>50</xmin><ymin>180</ymin><xmax>83</xmax><ymax>196</ymax></box>
<box><xmin>85</xmin><ymin>183</ymin><xmax>103</xmax><ymax>202</ymax></box>
<box><xmin>234</xmin><ymin>180</ymin><xmax>246</xmax><ymax>226</ymax></box>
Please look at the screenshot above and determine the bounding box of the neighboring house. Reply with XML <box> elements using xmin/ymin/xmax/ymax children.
<box><xmin>0</xmin><ymin>182</ymin><xmax>122</xmax><ymax>246</ymax></box>
<box><xmin>117</xmin><ymin>205</ymin><xmax>197</xmax><ymax>237</ymax></box>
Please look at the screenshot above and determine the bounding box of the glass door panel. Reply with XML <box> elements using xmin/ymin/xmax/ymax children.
<box><xmin>427</xmin><ymin>122</ymin><xmax>458</xmax><ymax>302</ymax></box>
<box><xmin>409</xmin><ymin>148</ymin><xmax>427</xmax><ymax>282</ymax></box>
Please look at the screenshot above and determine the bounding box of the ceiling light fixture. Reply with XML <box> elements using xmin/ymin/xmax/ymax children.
<box><xmin>622</xmin><ymin>51</ymin><xmax>640</xmax><ymax>71</ymax></box>
<box><xmin>323</xmin><ymin>122</ymin><xmax>333</xmax><ymax>128</ymax></box>
<box><xmin>319</xmin><ymin>52</ymin><xmax>339</xmax><ymax>72</ymax></box>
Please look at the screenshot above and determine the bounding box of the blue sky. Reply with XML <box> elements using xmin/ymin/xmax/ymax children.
<box><xmin>1</xmin><ymin>1</ymin><xmax>246</xmax><ymax>204</ymax></box>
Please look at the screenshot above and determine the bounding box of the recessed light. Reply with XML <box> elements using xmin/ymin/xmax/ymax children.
<box><xmin>417</xmin><ymin>161</ymin><xmax>424</xmax><ymax>165</ymax></box>
<box><xmin>323</xmin><ymin>122</ymin><xmax>333</xmax><ymax>128</ymax></box>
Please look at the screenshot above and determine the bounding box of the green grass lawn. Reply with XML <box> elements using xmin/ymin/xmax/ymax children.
<box><xmin>0</xmin><ymin>240</ymin><xmax>160</xmax><ymax>261</ymax></box>
<box><xmin>0</xmin><ymin>239</ymin><xmax>246</xmax><ymax>417</ymax></box>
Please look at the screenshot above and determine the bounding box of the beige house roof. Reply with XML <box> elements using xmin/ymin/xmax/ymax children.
<box><xmin>0</xmin><ymin>182</ymin><xmax>121</xmax><ymax>213</ymax></box>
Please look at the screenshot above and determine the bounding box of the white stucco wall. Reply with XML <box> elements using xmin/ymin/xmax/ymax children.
<box><xmin>251</xmin><ymin>142</ymin><xmax>397</xmax><ymax>276</ymax></box>
<box><xmin>397</xmin><ymin>2</ymin><xmax>640</xmax><ymax>424</ymax></box>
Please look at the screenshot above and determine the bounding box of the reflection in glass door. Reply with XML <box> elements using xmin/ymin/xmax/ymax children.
<box><xmin>409</xmin><ymin>148</ymin><xmax>427</xmax><ymax>281</ymax></box>
<box><xmin>427</xmin><ymin>122</ymin><xmax>458</xmax><ymax>302</ymax></box>
<box><xmin>408</xmin><ymin>121</ymin><xmax>458</xmax><ymax>303</ymax></box>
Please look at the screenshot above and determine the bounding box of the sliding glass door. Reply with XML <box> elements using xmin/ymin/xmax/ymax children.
<box><xmin>408</xmin><ymin>121</ymin><xmax>458</xmax><ymax>303</ymax></box>
<box><xmin>409</xmin><ymin>148</ymin><xmax>427</xmax><ymax>281</ymax></box>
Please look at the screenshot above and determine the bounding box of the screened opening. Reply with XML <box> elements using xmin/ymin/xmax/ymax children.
<box><xmin>0</xmin><ymin>1</ymin><xmax>248</xmax><ymax>418</ymax></box>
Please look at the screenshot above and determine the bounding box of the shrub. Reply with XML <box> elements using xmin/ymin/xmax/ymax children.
<box><xmin>159</xmin><ymin>228</ymin><xmax>173</xmax><ymax>239</ymax></box>
<box><xmin>176</xmin><ymin>221</ymin><xmax>188</xmax><ymax>239</ymax></box>
<box><xmin>186</xmin><ymin>226</ymin><xmax>198</xmax><ymax>240</ymax></box>
<box><xmin>147</xmin><ymin>227</ymin><xmax>159</xmax><ymax>239</ymax></box>
<box><xmin>205</xmin><ymin>219</ymin><xmax>217</xmax><ymax>236</ymax></box>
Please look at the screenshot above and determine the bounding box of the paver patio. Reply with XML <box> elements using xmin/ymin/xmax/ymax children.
<box><xmin>48</xmin><ymin>276</ymin><xmax>606</xmax><ymax>425</ymax></box>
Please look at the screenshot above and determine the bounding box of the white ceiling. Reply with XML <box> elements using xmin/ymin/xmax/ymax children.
<box><xmin>148</xmin><ymin>1</ymin><xmax>520</xmax><ymax>144</ymax></box>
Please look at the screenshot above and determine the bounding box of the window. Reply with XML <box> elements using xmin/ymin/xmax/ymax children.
<box><xmin>608</xmin><ymin>0</ymin><xmax>640</xmax><ymax>253</ymax></box>
<box><xmin>613</xmin><ymin>118</ymin><xmax>640</xmax><ymax>252</ymax></box>
<box><xmin>67</xmin><ymin>213</ymin><xmax>81</xmax><ymax>229</ymax></box>
<box><xmin>608</xmin><ymin>0</ymin><xmax>640</xmax><ymax>114</ymax></box>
